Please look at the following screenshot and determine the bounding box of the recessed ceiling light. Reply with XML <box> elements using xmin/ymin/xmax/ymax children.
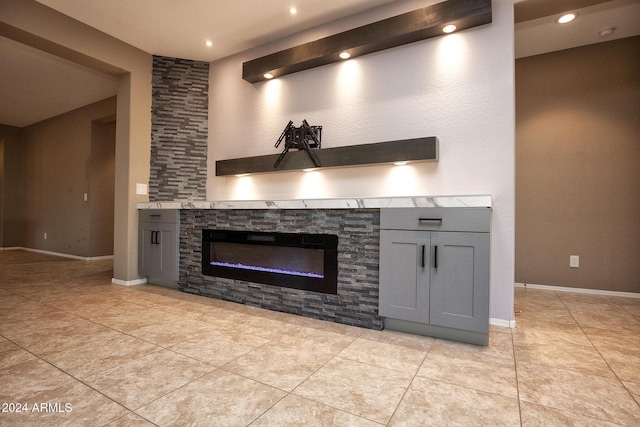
<box><xmin>289</xmin><ymin>7</ymin><xmax>297</xmax><ymax>15</ymax></box>
<box><xmin>443</xmin><ymin>24</ymin><xmax>457</xmax><ymax>33</ymax></box>
<box><xmin>339</xmin><ymin>51</ymin><xmax>351</xmax><ymax>59</ymax></box>
<box><xmin>557</xmin><ymin>12</ymin><xmax>577</xmax><ymax>24</ymax></box>
<box><xmin>263</xmin><ymin>73</ymin><xmax>274</xmax><ymax>79</ymax></box>
<box><xmin>205</xmin><ymin>40</ymin><xmax>213</xmax><ymax>48</ymax></box>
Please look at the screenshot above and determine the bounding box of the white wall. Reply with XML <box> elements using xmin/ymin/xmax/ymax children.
<box><xmin>208</xmin><ymin>0</ymin><xmax>516</xmax><ymax>323</ymax></box>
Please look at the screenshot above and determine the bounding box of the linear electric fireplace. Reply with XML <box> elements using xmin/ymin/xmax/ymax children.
<box><xmin>202</xmin><ymin>229</ymin><xmax>338</xmax><ymax>294</ymax></box>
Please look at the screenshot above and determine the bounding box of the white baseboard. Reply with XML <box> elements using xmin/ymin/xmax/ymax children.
<box><xmin>4</xmin><ymin>246</ymin><xmax>114</xmax><ymax>261</ymax></box>
<box><xmin>515</xmin><ymin>282</ymin><xmax>640</xmax><ymax>299</ymax></box>
<box><xmin>112</xmin><ymin>277</ymin><xmax>147</xmax><ymax>286</ymax></box>
<box><xmin>490</xmin><ymin>318</ymin><xmax>517</xmax><ymax>328</ymax></box>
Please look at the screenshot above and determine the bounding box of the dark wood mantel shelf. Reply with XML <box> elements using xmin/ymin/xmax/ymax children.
<box><xmin>215</xmin><ymin>137</ymin><xmax>438</xmax><ymax>176</ymax></box>
<box><xmin>242</xmin><ymin>0</ymin><xmax>492</xmax><ymax>83</ymax></box>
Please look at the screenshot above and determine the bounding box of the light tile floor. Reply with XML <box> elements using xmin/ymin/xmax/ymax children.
<box><xmin>1</xmin><ymin>250</ymin><xmax>639</xmax><ymax>426</ymax></box>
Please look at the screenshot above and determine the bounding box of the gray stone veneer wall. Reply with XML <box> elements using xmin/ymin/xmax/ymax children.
<box><xmin>179</xmin><ymin>209</ymin><xmax>383</xmax><ymax>330</ymax></box>
<box><xmin>150</xmin><ymin>56</ymin><xmax>209</xmax><ymax>201</ymax></box>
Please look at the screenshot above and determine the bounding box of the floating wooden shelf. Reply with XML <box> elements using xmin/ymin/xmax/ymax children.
<box><xmin>242</xmin><ymin>0</ymin><xmax>492</xmax><ymax>83</ymax></box>
<box><xmin>215</xmin><ymin>137</ymin><xmax>438</xmax><ymax>176</ymax></box>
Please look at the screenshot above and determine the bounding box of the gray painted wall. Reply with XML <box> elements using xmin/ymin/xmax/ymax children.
<box><xmin>1</xmin><ymin>104</ymin><xmax>115</xmax><ymax>256</ymax></box>
<box><xmin>516</xmin><ymin>36</ymin><xmax>640</xmax><ymax>293</ymax></box>
<box><xmin>0</xmin><ymin>125</ymin><xmax>26</xmax><ymax>247</ymax></box>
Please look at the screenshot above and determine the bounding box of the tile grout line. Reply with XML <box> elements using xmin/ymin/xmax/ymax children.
<box><xmin>558</xmin><ymin>293</ymin><xmax>640</xmax><ymax>412</ymax></box>
<box><xmin>384</xmin><ymin>338</ymin><xmax>434</xmax><ymax>426</ymax></box>
<box><xmin>511</xmin><ymin>328</ymin><xmax>525</xmax><ymax>427</ymax></box>
<box><xmin>3</xmin><ymin>255</ymin><xmax>639</xmax><ymax>425</ymax></box>
<box><xmin>1</xmin><ymin>282</ymin><xmax>224</xmax><ymax>424</ymax></box>
<box><xmin>0</xmin><ymin>330</ymin><xmax>138</xmax><ymax>426</ymax></box>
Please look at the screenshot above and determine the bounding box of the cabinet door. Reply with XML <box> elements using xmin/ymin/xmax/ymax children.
<box><xmin>138</xmin><ymin>223</ymin><xmax>157</xmax><ymax>276</ymax></box>
<box><xmin>156</xmin><ymin>223</ymin><xmax>179</xmax><ymax>280</ymax></box>
<box><xmin>379</xmin><ymin>230</ymin><xmax>430</xmax><ymax>323</ymax></box>
<box><xmin>138</xmin><ymin>222</ymin><xmax>179</xmax><ymax>280</ymax></box>
<box><xmin>429</xmin><ymin>232</ymin><xmax>489</xmax><ymax>333</ymax></box>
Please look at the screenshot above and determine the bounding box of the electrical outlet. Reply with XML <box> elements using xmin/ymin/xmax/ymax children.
<box><xmin>570</xmin><ymin>255</ymin><xmax>579</xmax><ymax>268</ymax></box>
<box><xmin>44</xmin><ymin>232</ymin><xmax>47</xmax><ymax>240</ymax></box>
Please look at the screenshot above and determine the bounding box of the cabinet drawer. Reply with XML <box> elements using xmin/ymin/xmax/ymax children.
<box><xmin>380</xmin><ymin>208</ymin><xmax>490</xmax><ymax>233</ymax></box>
<box><xmin>139</xmin><ymin>209</ymin><xmax>179</xmax><ymax>224</ymax></box>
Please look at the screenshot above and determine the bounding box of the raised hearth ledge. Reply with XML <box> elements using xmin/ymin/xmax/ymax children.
<box><xmin>138</xmin><ymin>195</ymin><xmax>492</xmax><ymax>210</ymax></box>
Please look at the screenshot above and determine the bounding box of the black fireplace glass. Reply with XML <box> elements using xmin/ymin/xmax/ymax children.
<box><xmin>202</xmin><ymin>230</ymin><xmax>338</xmax><ymax>294</ymax></box>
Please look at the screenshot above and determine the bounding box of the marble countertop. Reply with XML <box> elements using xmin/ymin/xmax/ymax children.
<box><xmin>138</xmin><ymin>195</ymin><xmax>492</xmax><ymax>210</ymax></box>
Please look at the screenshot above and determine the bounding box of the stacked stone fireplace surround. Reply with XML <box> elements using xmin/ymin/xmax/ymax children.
<box><xmin>179</xmin><ymin>208</ymin><xmax>383</xmax><ymax>330</ymax></box>
<box><xmin>148</xmin><ymin>58</ymin><xmax>386</xmax><ymax>329</ymax></box>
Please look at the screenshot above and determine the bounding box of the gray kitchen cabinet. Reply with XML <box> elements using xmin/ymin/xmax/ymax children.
<box><xmin>138</xmin><ymin>209</ymin><xmax>179</xmax><ymax>283</ymax></box>
<box><xmin>379</xmin><ymin>208</ymin><xmax>490</xmax><ymax>345</ymax></box>
<box><xmin>379</xmin><ymin>230</ymin><xmax>431</xmax><ymax>323</ymax></box>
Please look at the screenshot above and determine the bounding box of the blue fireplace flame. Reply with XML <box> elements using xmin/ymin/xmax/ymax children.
<box><xmin>210</xmin><ymin>261</ymin><xmax>324</xmax><ymax>278</ymax></box>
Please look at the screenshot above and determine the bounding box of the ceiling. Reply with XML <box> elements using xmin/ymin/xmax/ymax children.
<box><xmin>515</xmin><ymin>0</ymin><xmax>639</xmax><ymax>58</ymax></box>
<box><xmin>35</xmin><ymin>0</ymin><xmax>397</xmax><ymax>64</ymax></box>
<box><xmin>1</xmin><ymin>0</ymin><xmax>638</xmax><ymax>128</ymax></box>
<box><xmin>0</xmin><ymin>36</ymin><xmax>118</xmax><ymax>128</ymax></box>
